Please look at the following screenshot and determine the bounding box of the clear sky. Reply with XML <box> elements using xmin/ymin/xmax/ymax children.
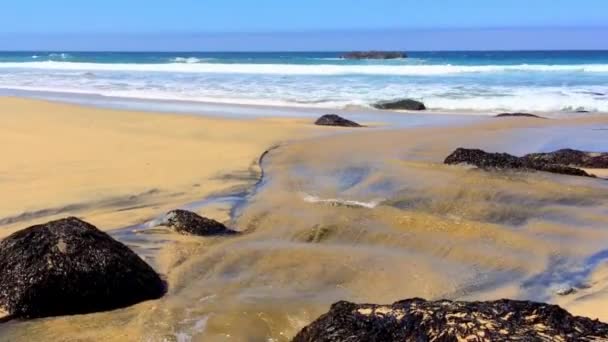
<box><xmin>1</xmin><ymin>0</ymin><xmax>608</xmax><ymax>50</ymax></box>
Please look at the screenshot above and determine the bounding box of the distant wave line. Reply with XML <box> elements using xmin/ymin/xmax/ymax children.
<box><xmin>2</xmin><ymin>61</ymin><xmax>608</xmax><ymax>75</ymax></box>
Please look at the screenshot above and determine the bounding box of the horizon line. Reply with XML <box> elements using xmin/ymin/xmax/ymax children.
<box><xmin>2</xmin><ymin>49</ymin><xmax>608</xmax><ymax>53</ymax></box>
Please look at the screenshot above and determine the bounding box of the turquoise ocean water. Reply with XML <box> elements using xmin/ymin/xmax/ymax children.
<box><xmin>0</xmin><ymin>51</ymin><xmax>607</xmax><ymax>113</ymax></box>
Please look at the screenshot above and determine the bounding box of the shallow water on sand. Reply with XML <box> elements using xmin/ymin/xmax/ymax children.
<box><xmin>2</xmin><ymin>119</ymin><xmax>608</xmax><ymax>341</ymax></box>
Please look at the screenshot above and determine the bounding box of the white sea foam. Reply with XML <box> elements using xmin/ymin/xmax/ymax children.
<box><xmin>171</xmin><ymin>57</ymin><xmax>205</xmax><ymax>64</ymax></box>
<box><xmin>47</xmin><ymin>53</ymin><xmax>71</xmax><ymax>60</ymax></box>
<box><xmin>2</xmin><ymin>83</ymin><xmax>608</xmax><ymax>113</ymax></box>
<box><xmin>302</xmin><ymin>193</ymin><xmax>383</xmax><ymax>208</ymax></box>
<box><xmin>2</xmin><ymin>61</ymin><xmax>608</xmax><ymax>75</ymax></box>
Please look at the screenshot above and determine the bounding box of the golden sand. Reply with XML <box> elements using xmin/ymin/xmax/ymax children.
<box><xmin>0</xmin><ymin>97</ymin><xmax>314</xmax><ymax>238</ymax></box>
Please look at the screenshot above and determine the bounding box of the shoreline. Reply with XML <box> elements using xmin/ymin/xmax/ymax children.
<box><xmin>2</xmin><ymin>87</ymin><xmax>606</xmax><ymax>121</ymax></box>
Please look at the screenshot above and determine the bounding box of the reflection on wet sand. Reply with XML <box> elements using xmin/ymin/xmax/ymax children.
<box><xmin>3</xmin><ymin>115</ymin><xmax>608</xmax><ymax>341</ymax></box>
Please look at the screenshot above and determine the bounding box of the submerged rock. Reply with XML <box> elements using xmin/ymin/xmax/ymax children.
<box><xmin>162</xmin><ymin>209</ymin><xmax>238</xmax><ymax>236</ymax></box>
<box><xmin>556</xmin><ymin>287</ymin><xmax>577</xmax><ymax>296</ymax></box>
<box><xmin>314</xmin><ymin>114</ymin><xmax>361</xmax><ymax>128</ymax></box>
<box><xmin>495</xmin><ymin>112</ymin><xmax>545</xmax><ymax>119</ymax></box>
<box><xmin>341</xmin><ymin>51</ymin><xmax>406</xmax><ymax>60</ymax></box>
<box><xmin>445</xmin><ymin>148</ymin><xmax>593</xmax><ymax>177</ymax></box>
<box><xmin>292</xmin><ymin>298</ymin><xmax>608</xmax><ymax>341</ymax></box>
<box><xmin>523</xmin><ymin>149</ymin><xmax>608</xmax><ymax>169</ymax></box>
<box><xmin>0</xmin><ymin>217</ymin><xmax>165</xmax><ymax>318</ymax></box>
<box><xmin>373</xmin><ymin>99</ymin><xmax>426</xmax><ymax>111</ymax></box>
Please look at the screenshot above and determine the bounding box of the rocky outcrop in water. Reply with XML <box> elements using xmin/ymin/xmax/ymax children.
<box><xmin>315</xmin><ymin>114</ymin><xmax>361</xmax><ymax>127</ymax></box>
<box><xmin>373</xmin><ymin>99</ymin><xmax>426</xmax><ymax>111</ymax></box>
<box><xmin>292</xmin><ymin>298</ymin><xmax>608</xmax><ymax>341</ymax></box>
<box><xmin>523</xmin><ymin>149</ymin><xmax>608</xmax><ymax>169</ymax></box>
<box><xmin>444</xmin><ymin>148</ymin><xmax>593</xmax><ymax>177</ymax></box>
<box><xmin>162</xmin><ymin>209</ymin><xmax>238</xmax><ymax>236</ymax></box>
<box><xmin>495</xmin><ymin>112</ymin><xmax>545</xmax><ymax>119</ymax></box>
<box><xmin>341</xmin><ymin>51</ymin><xmax>406</xmax><ymax>60</ymax></box>
<box><xmin>0</xmin><ymin>217</ymin><xmax>165</xmax><ymax>319</ymax></box>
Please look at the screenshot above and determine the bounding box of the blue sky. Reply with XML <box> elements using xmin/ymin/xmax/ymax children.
<box><xmin>1</xmin><ymin>0</ymin><xmax>608</xmax><ymax>50</ymax></box>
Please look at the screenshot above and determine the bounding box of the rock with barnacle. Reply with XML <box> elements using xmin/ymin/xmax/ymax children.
<box><xmin>161</xmin><ymin>209</ymin><xmax>238</xmax><ymax>236</ymax></box>
<box><xmin>0</xmin><ymin>217</ymin><xmax>165</xmax><ymax>319</ymax></box>
<box><xmin>292</xmin><ymin>298</ymin><xmax>608</xmax><ymax>341</ymax></box>
<box><xmin>522</xmin><ymin>149</ymin><xmax>608</xmax><ymax>169</ymax></box>
<box><xmin>444</xmin><ymin>148</ymin><xmax>593</xmax><ymax>177</ymax></box>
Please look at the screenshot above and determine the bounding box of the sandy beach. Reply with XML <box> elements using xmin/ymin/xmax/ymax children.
<box><xmin>1</xmin><ymin>97</ymin><xmax>608</xmax><ymax>341</ymax></box>
<box><xmin>0</xmin><ymin>97</ymin><xmax>314</xmax><ymax>238</ymax></box>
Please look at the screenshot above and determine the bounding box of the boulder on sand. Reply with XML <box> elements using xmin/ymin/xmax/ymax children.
<box><xmin>373</xmin><ymin>99</ymin><xmax>426</xmax><ymax>111</ymax></box>
<box><xmin>161</xmin><ymin>209</ymin><xmax>238</xmax><ymax>236</ymax></box>
<box><xmin>0</xmin><ymin>217</ymin><xmax>165</xmax><ymax>319</ymax></box>
<box><xmin>292</xmin><ymin>298</ymin><xmax>608</xmax><ymax>342</ymax></box>
<box><xmin>444</xmin><ymin>148</ymin><xmax>593</xmax><ymax>177</ymax></box>
<box><xmin>341</xmin><ymin>51</ymin><xmax>406</xmax><ymax>60</ymax></box>
<box><xmin>314</xmin><ymin>114</ymin><xmax>361</xmax><ymax>128</ymax></box>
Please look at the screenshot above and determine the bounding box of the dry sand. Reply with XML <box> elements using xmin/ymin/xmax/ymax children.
<box><xmin>0</xmin><ymin>97</ymin><xmax>314</xmax><ymax>238</ymax></box>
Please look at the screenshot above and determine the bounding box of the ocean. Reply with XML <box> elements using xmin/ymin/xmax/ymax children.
<box><xmin>0</xmin><ymin>50</ymin><xmax>607</xmax><ymax>114</ymax></box>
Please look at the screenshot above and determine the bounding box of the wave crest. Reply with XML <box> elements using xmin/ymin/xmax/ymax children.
<box><xmin>171</xmin><ymin>57</ymin><xmax>204</xmax><ymax>64</ymax></box>
<box><xmin>2</xmin><ymin>61</ymin><xmax>608</xmax><ymax>76</ymax></box>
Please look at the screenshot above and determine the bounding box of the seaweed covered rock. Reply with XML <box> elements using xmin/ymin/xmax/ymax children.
<box><xmin>0</xmin><ymin>217</ymin><xmax>165</xmax><ymax>319</ymax></box>
<box><xmin>341</xmin><ymin>51</ymin><xmax>406</xmax><ymax>60</ymax></box>
<box><xmin>293</xmin><ymin>298</ymin><xmax>608</xmax><ymax>341</ymax></box>
<box><xmin>162</xmin><ymin>209</ymin><xmax>238</xmax><ymax>236</ymax></box>
<box><xmin>314</xmin><ymin>114</ymin><xmax>361</xmax><ymax>128</ymax></box>
<box><xmin>373</xmin><ymin>99</ymin><xmax>426</xmax><ymax>111</ymax></box>
<box><xmin>523</xmin><ymin>149</ymin><xmax>608</xmax><ymax>169</ymax></box>
<box><xmin>445</xmin><ymin>148</ymin><xmax>593</xmax><ymax>177</ymax></box>
<box><xmin>495</xmin><ymin>112</ymin><xmax>545</xmax><ymax>119</ymax></box>
<box><xmin>445</xmin><ymin>148</ymin><xmax>523</xmax><ymax>169</ymax></box>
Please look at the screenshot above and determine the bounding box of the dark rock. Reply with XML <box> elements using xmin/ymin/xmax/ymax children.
<box><xmin>445</xmin><ymin>148</ymin><xmax>593</xmax><ymax>177</ymax></box>
<box><xmin>162</xmin><ymin>209</ymin><xmax>238</xmax><ymax>236</ymax></box>
<box><xmin>556</xmin><ymin>287</ymin><xmax>577</xmax><ymax>296</ymax></box>
<box><xmin>523</xmin><ymin>149</ymin><xmax>608</xmax><ymax>169</ymax></box>
<box><xmin>292</xmin><ymin>298</ymin><xmax>608</xmax><ymax>342</ymax></box>
<box><xmin>495</xmin><ymin>112</ymin><xmax>545</xmax><ymax>119</ymax></box>
<box><xmin>341</xmin><ymin>51</ymin><xmax>406</xmax><ymax>60</ymax></box>
<box><xmin>0</xmin><ymin>217</ymin><xmax>165</xmax><ymax>319</ymax></box>
<box><xmin>373</xmin><ymin>99</ymin><xmax>426</xmax><ymax>111</ymax></box>
<box><xmin>445</xmin><ymin>148</ymin><xmax>523</xmax><ymax>169</ymax></box>
<box><xmin>314</xmin><ymin>114</ymin><xmax>361</xmax><ymax>128</ymax></box>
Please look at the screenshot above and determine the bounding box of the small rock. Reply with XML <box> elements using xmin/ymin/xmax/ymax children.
<box><xmin>341</xmin><ymin>51</ymin><xmax>406</xmax><ymax>60</ymax></box>
<box><xmin>373</xmin><ymin>99</ymin><xmax>426</xmax><ymax>111</ymax></box>
<box><xmin>556</xmin><ymin>287</ymin><xmax>577</xmax><ymax>296</ymax></box>
<box><xmin>314</xmin><ymin>114</ymin><xmax>361</xmax><ymax>128</ymax></box>
<box><xmin>293</xmin><ymin>298</ymin><xmax>608</xmax><ymax>341</ymax></box>
<box><xmin>0</xmin><ymin>217</ymin><xmax>165</xmax><ymax>318</ymax></box>
<box><xmin>162</xmin><ymin>209</ymin><xmax>238</xmax><ymax>236</ymax></box>
<box><xmin>495</xmin><ymin>112</ymin><xmax>545</xmax><ymax>119</ymax></box>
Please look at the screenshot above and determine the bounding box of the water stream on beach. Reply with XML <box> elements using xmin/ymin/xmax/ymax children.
<box><xmin>2</xmin><ymin>118</ymin><xmax>608</xmax><ymax>341</ymax></box>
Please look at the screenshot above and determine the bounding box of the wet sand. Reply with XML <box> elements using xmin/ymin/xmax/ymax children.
<box><xmin>1</xmin><ymin>99</ymin><xmax>608</xmax><ymax>341</ymax></box>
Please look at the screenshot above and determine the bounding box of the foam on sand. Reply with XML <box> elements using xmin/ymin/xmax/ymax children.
<box><xmin>301</xmin><ymin>193</ymin><xmax>384</xmax><ymax>208</ymax></box>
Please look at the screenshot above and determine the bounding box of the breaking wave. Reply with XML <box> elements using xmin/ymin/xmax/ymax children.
<box><xmin>1</xmin><ymin>61</ymin><xmax>608</xmax><ymax>75</ymax></box>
